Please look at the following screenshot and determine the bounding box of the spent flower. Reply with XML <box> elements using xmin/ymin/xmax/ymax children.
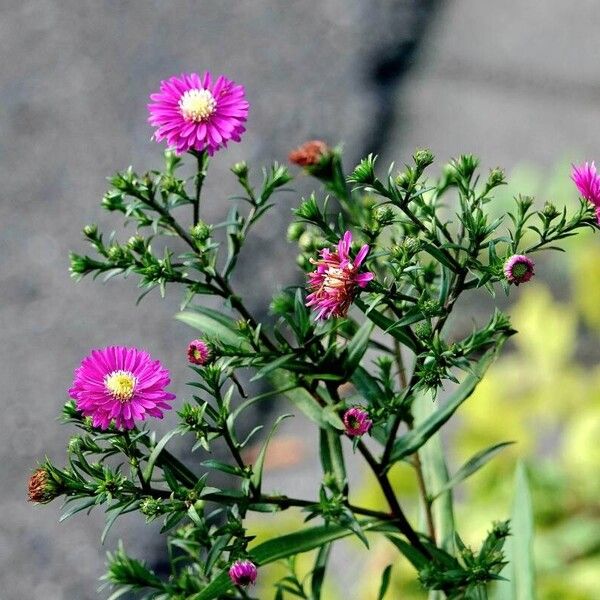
<box><xmin>306</xmin><ymin>231</ymin><xmax>374</xmax><ymax>319</ymax></box>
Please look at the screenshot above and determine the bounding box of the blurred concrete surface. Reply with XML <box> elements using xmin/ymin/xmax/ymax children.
<box><xmin>1</xmin><ymin>1</ymin><xmax>599</xmax><ymax>599</ymax></box>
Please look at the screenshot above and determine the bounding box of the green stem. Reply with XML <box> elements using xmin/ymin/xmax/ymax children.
<box><xmin>193</xmin><ymin>151</ymin><xmax>208</xmax><ymax>226</ymax></box>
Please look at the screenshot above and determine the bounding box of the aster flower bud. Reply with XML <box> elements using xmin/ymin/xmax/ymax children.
<box><xmin>140</xmin><ymin>497</ymin><xmax>164</xmax><ymax>520</ymax></box>
<box><xmin>231</xmin><ymin>161</ymin><xmax>249</xmax><ymax>178</ymax></box>
<box><xmin>187</xmin><ymin>339</ymin><xmax>211</xmax><ymax>366</ymax></box>
<box><xmin>288</xmin><ymin>140</ymin><xmax>330</xmax><ymax>168</ymax></box>
<box><xmin>287</xmin><ymin>222</ymin><xmax>306</xmax><ymax>242</ymax></box>
<box><xmin>413</xmin><ymin>148</ymin><xmax>434</xmax><ymax>170</ymax></box>
<box><xmin>415</xmin><ymin>321</ymin><xmax>433</xmax><ymax>341</ymax></box>
<box><xmin>228</xmin><ymin>559</ymin><xmax>258</xmax><ymax>587</ymax></box>
<box><xmin>543</xmin><ymin>202</ymin><xmax>559</xmax><ymax>219</ymax></box>
<box><xmin>102</xmin><ymin>189</ymin><xmax>126</xmax><ymax>212</ymax></box>
<box><xmin>28</xmin><ymin>466</ymin><xmax>61</xmax><ymax>504</ymax></box>
<box><xmin>125</xmin><ymin>235</ymin><xmax>145</xmax><ymax>254</ymax></box>
<box><xmin>348</xmin><ymin>154</ymin><xmax>376</xmax><ymax>185</ymax></box>
<box><xmin>343</xmin><ymin>407</ymin><xmax>372</xmax><ymax>437</ymax></box>
<box><xmin>298</xmin><ymin>231</ymin><xmax>317</xmax><ymax>252</ymax></box>
<box><xmin>190</xmin><ymin>221</ymin><xmax>212</xmax><ymax>243</ymax></box>
<box><xmin>83</xmin><ymin>224</ymin><xmax>98</xmax><ymax>240</ymax></box>
<box><xmin>503</xmin><ymin>255</ymin><xmax>535</xmax><ymax>286</ymax></box>
<box><xmin>375</xmin><ymin>206</ymin><xmax>395</xmax><ymax>226</ymax></box>
<box><xmin>107</xmin><ymin>245</ymin><xmax>128</xmax><ymax>264</ymax></box>
<box><xmin>395</xmin><ymin>170</ymin><xmax>414</xmax><ymax>190</ymax></box>
<box><xmin>487</xmin><ymin>167</ymin><xmax>505</xmax><ymax>189</ymax></box>
<box><xmin>419</xmin><ymin>299</ymin><xmax>442</xmax><ymax>318</ymax></box>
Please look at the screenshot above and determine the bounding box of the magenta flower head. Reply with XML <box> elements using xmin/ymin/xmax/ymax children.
<box><xmin>306</xmin><ymin>231</ymin><xmax>374</xmax><ymax>320</ymax></box>
<box><xmin>148</xmin><ymin>72</ymin><xmax>249</xmax><ymax>156</ymax></box>
<box><xmin>571</xmin><ymin>161</ymin><xmax>600</xmax><ymax>205</ymax></box>
<box><xmin>343</xmin><ymin>407</ymin><xmax>372</xmax><ymax>437</ymax></box>
<box><xmin>228</xmin><ymin>559</ymin><xmax>257</xmax><ymax>587</ymax></box>
<box><xmin>68</xmin><ymin>346</ymin><xmax>175</xmax><ymax>430</ymax></box>
<box><xmin>503</xmin><ymin>254</ymin><xmax>535</xmax><ymax>286</ymax></box>
<box><xmin>187</xmin><ymin>339</ymin><xmax>211</xmax><ymax>366</ymax></box>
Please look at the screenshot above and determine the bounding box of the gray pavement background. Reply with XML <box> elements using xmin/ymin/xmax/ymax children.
<box><xmin>1</xmin><ymin>1</ymin><xmax>599</xmax><ymax>599</ymax></box>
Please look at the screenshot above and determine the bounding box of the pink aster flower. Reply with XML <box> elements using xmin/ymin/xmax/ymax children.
<box><xmin>343</xmin><ymin>407</ymin><xmax>372</xmax><ymax>437</ymax></box>
<box><xmin>306</xmin><ymin>231</ymin><xmax>374</xmax><ymax>319</ymax></box>
<box><xmin>68</xmin><ymin>346</ymin><xmax>175</xmax><ymax>430</ymax></box>
<box><xmin>228</xmin><ymin>559</ymin><xmax>257</xmax><ymax>587</ymax></box>
<box><xmin>148</xmin><ymin>72</ymin><xmax>249</xmax><ymax>156</ymax></box>
<box><xmin>503</xmin><ymin>254</ymin><xmax>535</xmax><ymax>286</ymax></box>
<box><xmin>571</xmin><ymin>161</ymin><xmax>600</xmax><ymax>206</ymax></box>
<box><xmin>187</xmin><ymin>339</ymin><xmax>211</xmax><ymax>366</ymax></box>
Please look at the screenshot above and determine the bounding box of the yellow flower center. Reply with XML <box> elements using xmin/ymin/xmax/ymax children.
<box><xmin>179</xmin><ymin>88</ymin><xmax>217</xmax><ymax>122</ymax></box>
<box><xmin>105</xmin><ymin>370</ymin><xmax>137</xmax><ymax>402</ymax></box>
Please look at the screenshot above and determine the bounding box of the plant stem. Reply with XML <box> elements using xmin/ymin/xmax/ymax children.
<box><xmin>193</xmin><ymin>151</ymin><xmax>208</xmax><ymax>226</ymax></box>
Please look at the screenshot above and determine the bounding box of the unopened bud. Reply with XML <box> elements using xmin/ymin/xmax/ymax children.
<box><xmin>288</xmin><ymin>140</ymin><xmax>330</xmax><ymax>168</ymax></box>
<box><xmin>413</xmin><ymin>148</ymin><xmax>434</xmax><ymax>170</ymax></box>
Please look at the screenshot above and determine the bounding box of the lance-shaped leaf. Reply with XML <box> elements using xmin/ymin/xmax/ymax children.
<box><xmin>493</xmin><ymin>461</ymin><xmax>536</xmax><ymax>600</ymax></box>
<box><xmin>319</xmin><ymin>427</ymin><xmax>347</xmax><ymax>492</ymax></box>
<box><xmin>355</xmin><ymin>298</ymin><xmax>418</xmax><ymax>352</ymax></box>
<box><xmin>343</xmin><ymin>320</ymin><xmax>374</xmax><ymax>375</ymax></box>
<box><xmin>250</xmin><ymin>413</ymin><xmax>293</xmax><ymax>492</ymax></box>
<box><xmin>377</xmin><ymin>565</ymin><xmax>393</xmax><ymax>600</ymax></box>
<box><xmin>269</xmin><ymin>370</ymin><xmax>344</xmax><ymax>430</ymax></box>
<box><xmin>389</xmin><ymin>344</ymin><xmax>503</xmax><ymax>464</ymax></box>
<box><xmin>431</xmin><ymin>441</ymin><xmax>515</xmax><ymax>500</ymax></box>
<box><xmin>175</xmin><ymin>306</ymin><xmax>248</xmax><ymax>349</ymax></box>
<box><xmin>190</xmin><ymin>520</ymin><xmax>391</xmax><ymax>600</ymax></box>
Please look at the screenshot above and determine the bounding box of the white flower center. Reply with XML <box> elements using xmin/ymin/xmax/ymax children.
<box><xmin>179</xmin><ymin>88</ymin><xmax>217</xmax><ymax>122</ymax></box>
<box><xmin>105</xmin><ymin>370</ymin><xmax>137</xmax><ymax>402</ymax></box>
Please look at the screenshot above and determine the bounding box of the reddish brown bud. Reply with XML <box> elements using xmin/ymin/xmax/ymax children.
<box><xmin>288</xmin><ymin>140</ymin><xmax>330</xmax><ymax>168</ymax></box>
<box><xmin>28</xmin><ymin>468</ymin><xmax>55</xmax><ymax>504</ymax></box>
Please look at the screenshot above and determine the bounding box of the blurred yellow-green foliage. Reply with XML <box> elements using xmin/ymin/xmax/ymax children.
<box><xmin>247</xmin><ymin>164</ymin><xmax>600</xmax><ymax>599</ymax></box>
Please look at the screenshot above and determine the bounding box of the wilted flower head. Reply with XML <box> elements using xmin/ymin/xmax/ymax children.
<box><xmin>343</xmin><ymin>407</ymin><xmax>372</xmax><ymax>437</ymax></box>
<box><xmin>289</xmin><ymin>140</ymin><xmax>330</xmax><ymax>167</ymax></box>
<box><xmin>69</xmin><ymin>346</ymin><xmax>175</xmax><ymax>430</ymax></box>
<box><xmin>306</xmin><ymin>231</ymin><xmax>374</xmax><ymax>319</ymax></box>
<box><xmin>148</xmin><ymin>72</ymin><xmax>249</xmax><ymax>156</ymax></box>
<box><xmin>503</xmin><ymin>254</ymin><xmax>535</xmax><ymax>286</ymax></box>
<box><xmin>228</xmin><ymin>559</ymin><xmax>257</xmax><ymax>586</ymax></box>
<box><xmin>28</xmin><ymin>467</ymin><xmax>59</xmax><ymax>504</ymax></box>
<box><xmin>187</xmin><ymin>339</ymin><xmax>211</xmax><ymax>366</ymax></box>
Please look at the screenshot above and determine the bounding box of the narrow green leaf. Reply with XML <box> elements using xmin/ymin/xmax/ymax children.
<box><xmin>191</xmin><ymin>520</ymin><xmax>387</xmax><ymax>600</ymax></box>
<box><xmin>250</xmin><ymin>354</ymin><xmax>295</xmax><ymax>382</ymax></box>
<box><xmin>175</xmin><ymin>306</ymin><xmax>247</xmax><ymax>348</ymax></box>
<box><xmin>344</xmin><ymin>320</ymin><xmax>374</xmax><ymax>374</ymax></box>
<box><xmin>384</xmin><ymin>535</ymin><xmax>428</xmax><ymax>571</ymax></box>
<box><xmin>493</xmin><ymin>461</ymin><xmax>536</xmax><ymax>600</ymax></box>
<box><xmin>355</xmin><ymin>298</ymin><xmax>417</xmax><ymax>352</ymax></box>
<box><xmin>413</xmin><ymin>393</ymin><xmax>455</xmax><ymax>553</ymax></box>
<box><xmin>389</xmin><ymin>345</ymin><xmax>503</xmax><ymax>463</ymax></box>
<box><xmin>319</xmin><ymin>427</ymin><xmax>347</xmax><ymax>492</ymax></box>
<box><xmin>201</xmin><ymin>459</ymin><xmax>243</xmax><ymax>476</ymax></box>
<box><xmin>270</xmin><ymin>371</ymin><xmax>344</xmax><ymax>430</ymax></box>
<box><xmin>250</xmin><ymin>413</ymin><xmax>293</xmax><ymax>492</ymax></box>
<box><xmin>377</xmin><ymin>565</ymin><xmax>393</xmax><ymax>600</ymax></box>
<box><xmin>431</xmin><ymin>441</ymin><xmax>515</xmax><ymax>500</ymax></box>
<box><xmin>310</xmin><ymin>544</ymin><xmax>331</xmax><ymax>600</ymax></box>
<box><xmin>143</xmin><ymin>429</ymin><xmax>180</xmax><ymax>482</ymax></box>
